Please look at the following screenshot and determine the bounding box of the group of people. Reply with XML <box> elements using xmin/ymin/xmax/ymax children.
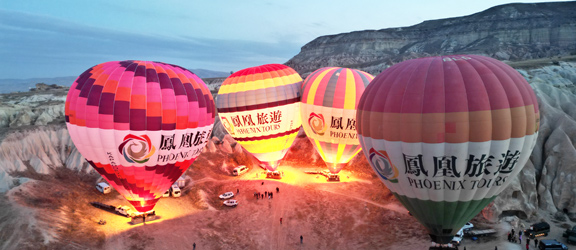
<box><xmin>253</xmin><ymin>186</ymin><xmax>280</xmax><ymax>200</ymax></box>
<box><xmin>507</xmin><ymin>228</ymin><xmax>539</xmax><ymax>249</ymax></box>
<box><xmin>507</xmin><ymin>228</ymin><xmax>522</xmax><ymax>243</ymax></box>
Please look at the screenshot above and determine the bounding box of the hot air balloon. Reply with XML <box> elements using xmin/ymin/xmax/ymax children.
<box><xmin>356</xmin><ymin>55</ymin><xmax>539</xmax><ymax>244</ymax></box>
<box><xmin>300</xmin><ymin>67</ymin><xmax>373</xmax><ymax>174</ymax></box>
<box><xmin>216</xmin><ymin>64</ymin><xmax>302</xmax><ymax>172</ymax></box>
<box><xmin>65</xmin><ymin>60</ymin><xmax>215</xmax><ymax>212</ymax></box>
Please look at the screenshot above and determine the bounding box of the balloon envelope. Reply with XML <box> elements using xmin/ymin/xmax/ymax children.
<box><xmin>356</xmin><ymin>55</ymin><xmax>539</xmax><ymax>243</ymax></box>
<box><xmin>216</xmin><ymin>64</ymin><xmax>302</xmax><ymax>171</ymax></box>
<box><xmin>65</xmin><ymin>60</ymin><xmax>215</xmax><ymax>212</ymax></box>
<box><xmin>300</xmin><ymin>67</ymin><xmax>373</xmax><ymax>173</ymax></box>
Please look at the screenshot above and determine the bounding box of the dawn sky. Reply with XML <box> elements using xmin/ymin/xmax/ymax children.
<box><xmin>0</xmin><ymin>0</ymin><xmax>569</xmax><ymax>79</ymax></box>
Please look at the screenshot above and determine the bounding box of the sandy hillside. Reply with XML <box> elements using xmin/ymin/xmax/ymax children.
<box><xmin>0</xmin><ymin>135</ymin><xmax>573</xmax><ymax>250</ymax></box>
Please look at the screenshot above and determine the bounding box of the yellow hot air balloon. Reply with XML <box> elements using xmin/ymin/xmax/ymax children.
<box><xmin>216</xmin><ymin>64</ymin><xmax>302</xmax><ymax>171</ymax></box>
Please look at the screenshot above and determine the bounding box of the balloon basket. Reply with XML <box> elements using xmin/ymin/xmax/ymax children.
<box><xmin>130</xmin><ymin>212</ymin><xmax>158</xmax><ymax>225</ymax></box>
<box><xmin>128</xmin><ymin>209</ymin><xmax>158</xmax><ymax>225</ymax></box>
<box><xmin>265</xmin><ymin>170</ymin><xmax>284</xmax><ymax>179</ymax></box>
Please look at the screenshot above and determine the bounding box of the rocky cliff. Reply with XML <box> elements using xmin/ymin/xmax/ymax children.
<box><xmin>286</xmin><ymin>1</ymin><xmax>576</xmax><ymax>77</ymax></box>
<box><xmin>1</xmin><ymin>62</ymin><xmax>576</xmax><ymax>223</ymax></box>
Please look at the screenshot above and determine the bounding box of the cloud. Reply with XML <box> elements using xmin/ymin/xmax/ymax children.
<box><xmin>0</xmin><ymin>9</ymin><xmax>302</xmax><ymax>78</ymax></box>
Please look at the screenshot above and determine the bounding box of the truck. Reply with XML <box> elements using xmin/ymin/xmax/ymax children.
<box><xmin>90</xmin><ymin>202</ymin><xmax>155</xmax><ymax>218</ymax></box>
<box><xmin>451</xmin><ymin>222</ymin><xmax>475</xmax><ymax>246</ymax></box>
<box><xmin>465</xmin><ymin>228</ymin><xmax>497</xmax><ymax>237</ymax></box>
<box><xmin>538</xmin><ymin>239</ymin><xmax>568</xmax><ymax>250</ymax></box>
<box><xmin>525</xmin><ymin>222</ymin><xmax>551</xmax><ymax>238</ymax></box>
<box><xmin>563</xmin><ymin>225</ymin><xmax>576</xmax><ymax>244</ymax></box>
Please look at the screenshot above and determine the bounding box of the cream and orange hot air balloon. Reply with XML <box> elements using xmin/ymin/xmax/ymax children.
<box><xmin>65</xmin><ymin>60</ymin><xmax>215</xmax><ymax>212</ymax></box>
<box><xmin>216</xmin><ymin>64</ymin><xmax>302</xmax><ymax>171</ymax></box>
<box><xmin>300</xmin><ymin>67</ymin><xmax>373</xmax><ymax>174</ymax></box>
<box><xmin>356</xmin><ymin>55</ymin><xmax>539</xmax><ymax>244</ymax></box>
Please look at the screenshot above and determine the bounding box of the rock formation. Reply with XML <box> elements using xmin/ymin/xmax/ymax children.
<box><xmin>286</xmin><ymin>1</ymin><xmax>576</xmax><ymax>77</ymax></box>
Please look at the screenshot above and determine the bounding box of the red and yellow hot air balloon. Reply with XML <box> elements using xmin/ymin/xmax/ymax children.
<box><xmin>216</xmin><ymin>64</ymin><xmax>302</xmax><ymax>171</ymax></box>
<box><xmin>65</xmin><ymin>60</ymin><xmax>215</xmax><ymax>212</ymax></box>
<box><xmin>357</xmin><ymin>55</ymin><xmax>539</xmax><ymax>244</ymax></box>
<box><xmin>300</xmin><ymin>67</ymin><xmax>373</xmax><ymax>174</ymax></box>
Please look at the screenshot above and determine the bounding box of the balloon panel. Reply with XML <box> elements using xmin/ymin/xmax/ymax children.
<box><xmin>216</xmin><ymin>64</ymin><xmax>302</xmax><ymax>170</ymax></box>
<box><xmin>65</xmin><ymin>60</ymin><xmax>215</xmax><ymax>212</ymax></box>
<box><xmin>356</xmin><ymin>55</ymin><xmax>539</xmax><ymax>242</ymax></box>
<box><xmin>300</xmin><ymin>67</ymin><xmax>373</xmax><ymax>173</ymax></box>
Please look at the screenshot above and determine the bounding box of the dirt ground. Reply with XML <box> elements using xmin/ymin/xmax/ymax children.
<box><xmin>1</xmin><ymin>136</ymin><xmax>574</xmax><ymax>250</ymax></box>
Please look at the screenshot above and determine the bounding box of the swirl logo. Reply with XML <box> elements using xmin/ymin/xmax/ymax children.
<box><xmin>368</xmin><ymin>148</ymin><xmax>399</xmax><ymax>183</ymax></box>
<box><xmin>118</xmin><ymin>134</ymin><xmax>156</xmax><ymax>164</ymax></box>
<box><xmin>222</xmin><ymin>117</ymin><xmax>235</xmax><ymax>135</ymax></box>
<box><xmin>308</xmin><ymin>112</ymin><xmax>326</xmax><ymax>135</ymax></box>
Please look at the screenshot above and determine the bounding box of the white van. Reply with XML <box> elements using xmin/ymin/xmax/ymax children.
<box><xmin>162</xmin><ymin>188</ymin><xmax>170</xmax><ymax>198</ymax></box>
<box><xmin>232</xmin><ymin>165</ymin><xmax>249</xmax><ymax>176</ymax></box>
<box><xmin>170</xmin><ymin>184</ymin><xmax>181</xmax><ymax>197</ymax></box>
<box><xmin>96</xmin><ymin>182</ymin><xmax>111</xmax><ymax>194</ymax></box>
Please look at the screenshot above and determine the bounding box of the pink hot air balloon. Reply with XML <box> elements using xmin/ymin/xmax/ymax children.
<box><xmin>65</xmin><ymin>60</ymin><xmax>215</xmax><ymax>212</ymax></box>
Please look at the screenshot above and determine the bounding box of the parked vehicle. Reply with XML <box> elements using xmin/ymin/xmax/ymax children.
<box><xmin>451</xmin><ymin>222</ymin><xmax>474</xmax><ymax>246</ymax></box>
<box><xmin>451</xmin><ymin>228</ymin><xmax>465</xmax><ymax>246</ymax></box>
<box><xmin>465</xmin><ymin>228</ymin><xmax>497</xmax><ymax>237</ymax></box>
<box><xmin>564</xmin><ymin>225</ymin><xmax>576</xmax><ymax>244</ymax></box>
<box><xmin>461</xmin><ymin>222</ymin><xmax>474</xmax><ymax>231</ymax></box>
<box><xmin>233</xmin><ymin>165</ymin><xmax>249</xmax><ymax>176</ymax></box>
<box><xmin>219</xmin><ymin>192</ymin><xmax>234</xmax><ymax>199</ymax></box>
<box><xmin>538</xmin><ymin>239</ymin><xmax>568</xmax><ymax>250</ymax></box>
<box><xmin>525</xmin><ymin>222</ymin><xmax>551</xmax><ymax>238</ymax></box>
<box><xmin>90</xmin><ymin>202</ymin><xmax>154</xmax><ymax>219</ymax></box>
<box><xmin>115</xmin><ymin>205</ymin><xmax>135</xmax><ymax>217</ymax></box>
<box><xmin>170</xmin><ymin>184</ymin><xmax>181</xmax><ymax>197</ymax></box>
<box><xmin>162</xmin><ymin>188</ymin><xmax>170</xmax><ymax>198</ymax></box>
<box><xmin>223</xmin><ymin>199</ymin><xmax>238</xmax><ymax>207</ymax></box>
<box><xmin>95</xmin><ymin>182</ymin><xmax>112</xmax><ymax>194</ymax></box>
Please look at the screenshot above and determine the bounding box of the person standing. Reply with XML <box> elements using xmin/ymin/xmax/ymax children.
<box><xmin>280</xmin><ymin>217</ymin><xmax>283</xmax><ymax>224</ymax></box>
<box><xmin>193</xmin><ymin>242</ymin><xmax>196</xmax><ymax>250</ymax></box>
<box><xmin>534</xmin><ymin>238</ymin><xmax>538</xmax><ymax>248</ymax></box>
<box><xmin>300</xmin><ymin>235</ymin><xmax>303</xmax><ymax>244</ymax></box>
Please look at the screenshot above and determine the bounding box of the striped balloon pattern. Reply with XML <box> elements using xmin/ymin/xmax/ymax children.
<box><xmin>216</xmin><ymin>64</ymin><xmax>302</xmax><ymax>171</ymax></box>
<box><xmin>356</xmin><ymin>55</ymin><xmax>539</xmax><ymax>243</ymax></box>
<box><xmin>65</xmin><ymin>60</ymin><xmax>215</xmax><ymax>212</ymax></box>
<box><xmin>300</xmin><ymin>67</ymin><xmax>373</xmax><ymax>174</ymax></box>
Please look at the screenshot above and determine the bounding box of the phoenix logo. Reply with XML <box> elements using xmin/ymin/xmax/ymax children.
<box><xmin>221</xmin><ymin>117</ymin><xmax>235</xmax><ymax>135</ymax></box>
<box><xmin>118</xmin><ymin>134</ymin><xmax>156</xmax><ymax>164</ymax></box>
<box><xmin>368</xmin><ymin>148</ymin><xmax>399</xmax><ymax>183</ymax></box>
<box><xmin>308</xmin><ymin>112</ymin><xmax>326</xmax><ymax>135</ymax></box>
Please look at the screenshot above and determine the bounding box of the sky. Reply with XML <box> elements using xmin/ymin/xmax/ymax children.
<box><xmin>0</xmin><ymin>0</ymin><xmax>569</xmax><ymax>79</ymax></box>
